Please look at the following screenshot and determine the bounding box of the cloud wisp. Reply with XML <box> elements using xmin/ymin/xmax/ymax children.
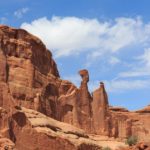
<box><xmin>117</xmin><ymin>48</ymin><xmax>150</xmax><ymax>79</ymax></box>
<box><xmin>14</xmin><ymin>7</ymin><xmax>29</xmax><ymax>19</ymax></box>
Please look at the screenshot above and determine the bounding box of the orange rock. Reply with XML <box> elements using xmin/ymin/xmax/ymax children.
<box><xmin>0</xmin><ymin>25</ymin><xmax>150</xmax><ymax>150</ymax></box>
<box><xmin>92</xmin><ymin>82</ymin><xmax>109</xmax><ymax>135</ymax></box>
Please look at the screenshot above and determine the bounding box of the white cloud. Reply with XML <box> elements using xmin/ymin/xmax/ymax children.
<box><xmin>117</xmin><ymin>48</ymin><xmax>150</xmax><ymax>79</ymax></box>
<box><xmin>104</xmin><ymin>79</ymin><xmax>150</xmax><ymax>93</ymax></box>
<box><xmin>109</xmin><ymin>56</ymin><xmax>121</xmax><ymax>65</ymax></box>
<box><xmin>105</xmin><ymin>48</ymin><xmax>150</xmax><ymax>92</ymax></box>
<box><xmin>85</xmin><ymin>51</ymin><xmax>103</xmax><ymax>67</ymax></box>
<box><xmin>21</xmin><ymin>16</ymin><xmax>107</xmax><ymax>57</ymax></box>
<box><xmin>138</xmin><ymin>48</ymin><xmax>150</xmax><ymax>66</ymax></box>
<box><xmin>14</xmin><ymin>7</ymin><xmax>29</xmax><ymax>18</ymax></box>
<box><xmin>21</xmin><ymin>16</ymin><xmax>150</xmax><ymax>58</ymax></box>
<box><xmin>118</xmin><ymin>70</ymin><xmax>150</xmax><ymax>78</ymax></box>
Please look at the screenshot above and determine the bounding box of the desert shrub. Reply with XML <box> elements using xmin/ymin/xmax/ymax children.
<box><xmin>125</xmin><ymin>136</ymin><xmax>138</xmax><ymax>146</ymax></box>
<box><xmin>102</xmin><ymin>146</ymin><xmax>112</xmax><ymax>150</ymax></box>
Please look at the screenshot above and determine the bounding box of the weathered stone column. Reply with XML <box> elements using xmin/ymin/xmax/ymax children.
<box><xmin>78</xmin><ymin>69</ymin><xmax>92</xmax><ymax>132</ymax></box>
<box><xmin>92</xmin><ymin>82</ymin><xmax>109</xmax><ymax>135</ymax></box>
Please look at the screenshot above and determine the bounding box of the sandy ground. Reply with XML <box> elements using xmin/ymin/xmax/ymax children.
<box><xmin>89</xmin><ymin>135</ymin><xmax>127</xmax><ymax>150</ymax></box>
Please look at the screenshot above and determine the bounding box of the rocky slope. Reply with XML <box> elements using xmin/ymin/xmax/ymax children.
<box><xmin>117</xmin><ymin>142</ymin><xmax>150</xmax><ymax>150</ymax></box>
<box><xmin>10</xmin><ymin>107</ymin><xmax>101</xmax><ymax>150</ymax></box>
<box><xmin>0</xmin><ymin>25</ymin><xmax>150</xmax><ymax>149</ymax></box>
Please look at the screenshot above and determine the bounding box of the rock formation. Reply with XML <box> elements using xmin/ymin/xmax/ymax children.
<box><xmin>10</xmin><ymin>107</ymin><xmax>101</xmax><ymax>150</ymax></box>
<box><xmin>0</xmin><ymin>137</ymin><xmax>15</xmax><ymax>150</ymax></box>
<box><xmin>110</xmin><ymin>107</ymin><xmax>150</xmax><ymax>142</ymax></box>
<box><xmin>77</xmin><ymin>69</ymin><xmax>92</xmax><ymax>132</ymax></box>
<box><xmin>117</xmin><ymin>142</ymin><xmax>150</xmax><ymax>150</ymax></box>
<box><xmin>0</xmin><ymin>25</ymin><xmax>150</xmax><ymax>149</ymax></box>
<box><xmin>92</xmin><ymin>82</ymin><xmax>109</xmax><ymax>135</ymax></box>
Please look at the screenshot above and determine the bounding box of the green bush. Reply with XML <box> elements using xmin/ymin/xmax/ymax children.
<box><xmin>125</xmin><ymin>136</ymin><xmax>138</xmax><ymax>146</ymax></box>
<box><xmin>102</xmin><ymin>146</ymin><xmax>112</xmax><ymax>150</ymax></box>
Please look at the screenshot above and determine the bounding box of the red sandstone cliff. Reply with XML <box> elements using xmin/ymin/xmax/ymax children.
<box><xmin>0</xmin><ymin>25</ymin><xmax>150</xmax><ymax>149</ymax></box>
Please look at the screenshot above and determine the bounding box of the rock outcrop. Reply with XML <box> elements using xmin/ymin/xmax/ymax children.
<box><xmin>92</xmin><ymin>82</ymin><xmax>110</xmax><ymax>135</ymax></box>
<box><xmin>110</xmin><ymin>107</ymin><xmax>150</xmax><ymax>141</ymax></box>
<box><xmin>0</xmin><ymin>25</ymin><xmax>76</xmax><ymax>120</ymax></box>
<box><xmin>0</xmin><ymin>137</ymin><xmax>15</xmax><ymax>150</ymax></box>
<box><xmin>10</xmin><ymin>107</ymin><xmax>101</xmax><ymax>150</ymax></box>
<box><xmin>77</xmin><ymin>69</ymin><xmax>92</xmax><ymax>132</ymax></box>
<box><xmin>0</xmin><ymin>25</ymin><xmax>150</xmax><ymax>149</ymax></box>
<box><xmin>117</xmin><ymin>142</ymin><xmax>150</xmax><ymax>150</ymax></box>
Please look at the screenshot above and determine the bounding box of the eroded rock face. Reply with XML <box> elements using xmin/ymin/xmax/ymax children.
<box><xmin>10</xmin><ymin>107</ymin><xmax>101</xmax><ymax>150</ymax></box>
<box><xmin>110</xmin><ymin>107</ymin><xmax>150</xmax><ymax>141</ymax></box>
<box><xmin>92</xmin><ymin>82</ymin><xmax>110</xmax><ymax>135</ymax></box>
<box><xmin>0</xmin><ymin>25</ymin><xmax>150</xmax><ymax>150</ymax></box>
<box><xmin>0</xmin><ymin>137</ymin><xmax>16</xmax><ymax>150</ymax></box>
<box><xmin>77</xmin><ymin>69</ymin><xmax>92</xmax><ymax>132</ymax></box>
<box><xmin>118</xmin><ymin>142</ymin><xmax>150</xmax><ymax>150</ymax></box>
<box><xmin>0</xmin><ymin>25</ymin><xmax>76</xmax><ymax>118</ymax></box>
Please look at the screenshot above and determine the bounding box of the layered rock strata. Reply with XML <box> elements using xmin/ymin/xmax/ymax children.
<box><xmin>0</xmin><ymin>25</ymin><xmax>150</xmax><ymax>150</ymax></box>
<box><xmin>10</xmin><ymin>107</ymin><xmax>101</xmax><ymax>150</ymax></box>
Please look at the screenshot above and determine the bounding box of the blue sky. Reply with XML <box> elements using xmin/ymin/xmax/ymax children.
<box><xmin>1</xmin><ymin>0</ymin><xmax>150</xmax><ymax>110</ymax></box>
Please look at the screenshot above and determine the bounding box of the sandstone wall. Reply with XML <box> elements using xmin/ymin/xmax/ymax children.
<box><xmin>0</xmin><ymin>25</ymin><xmax>150</xmax><ymax>147</ymax></box>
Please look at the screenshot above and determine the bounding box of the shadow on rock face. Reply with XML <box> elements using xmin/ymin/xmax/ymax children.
<box><xmin>78</xmin><ymin>143</ymin><xmax>101</xmax><ymax>150</ymax></box>
<box><xmin>12</xmin><ymin>112</ymin><xmax>26</xmax><ymax>127</ymax></box>
<box><xmin>8</xmin><ymin>111</ymin><xmax>27</xmax><ymax>143</ymax></box>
